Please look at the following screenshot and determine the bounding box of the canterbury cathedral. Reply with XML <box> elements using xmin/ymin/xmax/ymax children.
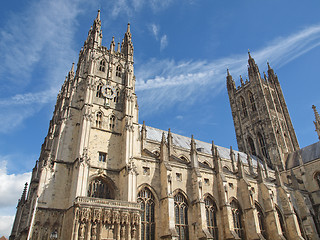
<box><xmin>10</xmin><ymin>11</ymin><xmax>320</xmax><ymax>240</ymax></box>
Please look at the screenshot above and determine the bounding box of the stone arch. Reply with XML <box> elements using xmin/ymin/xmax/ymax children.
<box><xmin>254</xmin><ymin>201</ymin><xmax>267</xmax><ymax>239</ymax></box>
<box><xmin>275</xmin><ymin>205</ymin><xmax>287</xmax><ymax>239</ymax></box>
<box><xmin>137</xmin><ymin>183</ymin><xmax>159</xmax><ymax>203</ymax></box>
<box><xmin>173</xmin><ymin>189</ymin><xmax>190</xmax><ymax>205</ymax></box>
<box><xmin>202</xmin><ymin>161</ymin><xmax>212</xmax><ymax>167</ymax></box>
<box><xmin>173</xmin><ymin>190</ymin><xmax>189</xmax><ymax>240</ymax></box>
<box><xmin>247</xmin><ymin>135</ymin><xmax>257</xmax><ymax>156</ymax></box>
<box><xmin>178</xmin><ymin>155</ymin><xmax>189</xmax><ymax>162</ymax></box>
<box><xmin>239</xmin><ymin>95</ymin><xmax>248</xmax><ymax>117</ymax></box>
<box><xmin>87</xmin><ymin>174</ymin><xmax>118</xmax><ymax>199</ymax></box>
<box><xmin>204</xmin><ymin>194</ymin><xmax>219</xmax><ymax>239</ymax></box>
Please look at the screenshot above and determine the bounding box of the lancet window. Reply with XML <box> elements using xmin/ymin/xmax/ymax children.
<box><xmin>205</xmin><ymin>196</ymin><xmax>218</xmax><ymax>239</ymax></box>
<box><xmin>240</xmin><ymin>96</ymin><xmax>248</xmax><ymax>117</ymax></box>
<box><xmin>276</xmin><ymin>206</ymin><xmax>287</xmax><ymax>239</ymax></box>
<box><xmin>138</xmin><ymin>187</ymin><xmax>155</xmax><ymax>240</ymax></box>
<box><xmin>247</xmin><ymin>137</ymin><xmax>256</xmax><ymax>156</ymax></box>
<box><xmin>257</xmin><ymin>133</ymin><xmax>268</xmax><ymax>159</ymax></box>
<box><xmin>96</xmin><ymin>112</ymin><xmax>102</xmax><ymax>128</ymax></box>
<box><xmin>88</xmin><ymin>178</ymin><xmax>114</xmax><ymax>199</ymax></box>
<box><xmin>255</xmin><ymin>203</ymin><xmax>266</xmax><ymax>238</ymax></box>
<box><xmin>248</xmin><ymin>91</ymin><xmax>257</xmax><ymax>112</ymax></box>
<box><xmin>114</xmin><ymin>89</ymin><xmax>120</xmax><ymax>103</ymax></box>
<box><xmin>231</xmin><ymin>200</ymin><xmax>244</xmax><ymax>239</ymax></box>
<box><xmin>116</xmin><ymin>65</ymin><xmax>122</xmax><ymax>77</ymax></box>
<box><xmin>174</xmin><ymin>193</ymin><xmax>189</xmax><ymax>240</ymax></box>
<box><xmin>96</xmin><ymin>84</ymin><xmax>103</xmax><ymax>98</ymax></box>
<box><xmin>99</xmin><ymin>60</ymin><xmax>106</xmax><ymax>72</ymax></box>
<box><xmin>109</xmin><ymin>115</ymin><xmax>115</xmax><ymax>130</ymax></box>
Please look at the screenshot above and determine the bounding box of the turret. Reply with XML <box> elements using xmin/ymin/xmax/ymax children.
<box><xmin>85</xmin><ymin>10</ymin><xmax>102</xmax><ymax>49</ymax></box>
<box><xmin>226</xmin><ymin>69</ymin><xmax>236</xmax><ymax>92</ymax></box>
<box><xmin>121</xmin><ymin>23</ymin><xmax>134</xmax><ymax>58</ymax></box>
<box><xmin>312</xmin><ymin>105</ymin><xmax>320</xmax><ymax>140</ymax></box>
<box><xmin>247</xmin><ymin>51</ymin><xmax>261</xmax><ymax>80</ymax></box>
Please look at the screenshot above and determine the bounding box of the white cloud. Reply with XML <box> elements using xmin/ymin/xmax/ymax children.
<box><xmin>135</xmin><ymin>24</ymin><xmax>320</xmax><ymax>113</ymax></box>
<box><xmin>149</xmin><ymin>23</ymin><xmax>160</xmax><ymax>40</ymax></box>
<box><xmin>160</xmin><ymin>34</ymin><xmax>168</xmax><ymax>51</ymax></box>
<box><xmin>0</xmin><ymin>160</ymin><xmax>31</xmax><ymax>237</ymax></box>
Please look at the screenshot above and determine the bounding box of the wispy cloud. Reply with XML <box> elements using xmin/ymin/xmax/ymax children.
<box><xmin>149</xmin><ymin>23</ymin><xmax>160</xmax><ymax>40</ymax></box>
<box><xmin>160</xmin><ymin>34</ymin><xmax>168</xmax><ymax>51</ymax></box>
<box><xmin>135</xmin><ymin>24</ymin><xmax>320</xmax><ymax>113</ymax></box>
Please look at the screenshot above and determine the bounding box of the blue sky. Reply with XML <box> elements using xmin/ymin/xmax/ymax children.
<box><xmin>1</xmin><ymin>0</ymin><xmax>320</xmax><ymax>237</ymax></box>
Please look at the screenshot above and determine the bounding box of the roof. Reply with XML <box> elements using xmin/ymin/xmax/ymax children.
<box><xmin>286</xmin><ymin>141</ymin><xmax>320</xmax><ymax>169</ymax></box>
<box><xmin>144</xmin><ymin>125</ymin><xmax>262</xmax><ymax>168</ymax></box>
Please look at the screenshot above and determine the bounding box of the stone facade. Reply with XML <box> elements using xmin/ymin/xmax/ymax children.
<box><xmin>10</xmin><ymin>11</ymin><xmax>320</xmax><ymax>240</ymax></box>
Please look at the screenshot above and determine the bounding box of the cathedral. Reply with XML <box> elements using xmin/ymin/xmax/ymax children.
<box><xmin>9</xmin><ymin>11</ymin><xmax>320</xmax><ymax>240</ymax></box>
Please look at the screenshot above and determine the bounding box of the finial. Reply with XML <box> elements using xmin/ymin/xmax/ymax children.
<box><xmin>161</xmin><ymin>132</ymin><xmax>166</xmax><ymax>143</ymax></box>
<box><xmin>312</xmin><ymin>105</ymin><xmax>320</xmax><ymax>140</ymax></box>
<box><xmin>117</xmin><ymin>42</ymin><xmax>120</xmax><ymax>52</ymax></box>
<box><xmin>240</xmin><ymin>75</ymin><xmax>244</xmax><ymax>85</ymax></box>
<box><xmin>71</xmin><ymin>62</ymin><xmax>74</xmax><ymax>72</ymax></box>
<box><xmin>227</xmin><ymin>69</ymin><xmax>230</xmax><ymax>76</ymax></box>
<box><xmin>267</xmin><ymin>61</ymin><xmax>271</xmax><ymax>70</ymax></box>
<box><xmin>97</xmin><ymin>9</ymin><xmax>101</xmax><ymax>20</ymax></box>
<box><xmin>127</xmin><ymin>23</ymin><xmax>131</xmax><ymax>33</ymax></box>
<box><xmin>248</xmin><ymin>49</ymin><xmax>252</xmax><ymax>59</ymax></box>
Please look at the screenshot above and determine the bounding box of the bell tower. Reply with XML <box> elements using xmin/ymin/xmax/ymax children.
<box><xmin>227</xmin><ymin>52</ymin><xmax>299</xmax><ymax>169</ymax></box>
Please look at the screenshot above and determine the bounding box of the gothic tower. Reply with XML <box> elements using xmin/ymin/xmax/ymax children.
<box><xmin>227</xmin><ymin>52</ymin><xmax>299</xmax><ymax>169</ymax></box>
<box><xmin>10</xmin><ymin>11</ymin><xmax>141</xmax><ymax>240</ymax></box>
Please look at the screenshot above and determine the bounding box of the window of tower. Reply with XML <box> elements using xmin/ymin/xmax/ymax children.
<box><xmin>96</xmin><ymin>84</ymin><xmax>103</xmax><ymax>98</ymax></box>
<box><xmin>114</xmin><ymin>89</ymin><xmax>120</xmax><ymax>103</ymax></box>
<box><xmin>276</xmin><ymin>206</ymin><xmax>287</xmax><ymax>239</ymax></box>
<box><xmin>205</xmin><ymin>196</ymin><xmax>218</xmax><ymax>240</ymax></box>
<box><xmin>116</xmin><ymin>65</ymin><xmax>122</xmax><ymax>77</ymax></box>
<box><xmin>174</xmin><ymin>193</ymin><xmax>189</xmax><ymax>240</ymax></box>
<box><xmin>87</xmin><ymin>177</ymin><xmax>114</xmax><ymax>199</ymax></box>
<box><xmin>138</xmin><ymin>187</ymin><xmax>155</xmax><ymax>240</ymax></box>
<box><xmin>255</xmin><ymin>203</ymin><xmax>267</xmax><ymax>239</ymax></box>
<box><xmin>98</xmin><ymin>152</ymin><xmax>106</xmax><ymax>162</ymax></box>
<box><xmin>247</xmin><ymin>137</ymin><xmax>256</xmax><ymax>156</ymax></box>
<box><xmin>248</xmin><ymin>91</ymin><xmax>257</xmax><ymax>112</ymax></box>
<box><xmin>272</xmin><ymin>91</ymin><xmax>281</xmax><ymax>113</ymax></box>
<box><xmin>99</xmin><ymin>60</ymin><xmax>106</xmax><ymax>72</ymax></box>
<box><xmin>109</xmin><ymin>115</ymin><xmax>115</xmax><ymax>130</ymax></box>
<box><xmin>257</xmin><ymin>133</ymin><xmax>268</xmax><ymax>159</ymax></box>
<box><xmin>96</xmin><ymin>112</ymin><xmax>102</xmax><ymax>128</ymax></box>
<box><xmin>240</xmin><ymin>97</ymin><xmax>248</xmax><ymax>118</ymax></box>
<box><xmin>231</xmin><ymin>200</ymin><xmax>245</xmax><ymax>239</ymax></box>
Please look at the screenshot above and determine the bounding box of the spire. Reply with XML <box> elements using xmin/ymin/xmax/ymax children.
<box><xmin>68</xmin><ymin>63</ymin><xmax>75</xmax><ymax>80</ymax></box>
<box><xmin>121</xmin><ymin>23</ymin><xmax>133</xmax><ymax>57</ymax></box>
<box><xmin>110</xmin><ymin>36</ymin><xmax>115</xmax><ymax>52</ymax></box>
<box><xmin>230</xmin><ymin>146</ymin><xmax>236</xmax><ymax>172</ymax></box>
<box><xmin>20</xmin><ymin>182</ymin><xmax>28</xmax><ymax>204</ymax></box>
<box><xmin>240</xmin><ymin>75</ymin><xmax>244</xmax><ymax>85</ymax></box>
<box><xmin>247</xmin><ymin>51</ymin><xmax>261</xmax><ymax>80</ymax></box>
<box><xmin>117</xmin><ymin>42</ymin><xmax>120</xmax><ymax>52</ymax></box>
<box><xmin>191</xmin><ymin>135</ymin><xmax>196</xmax><ymax>152</ymax></box>
<box><xmin>161</xmin><ymin>132</ymin><xmax>166</xmax><ymax>144</ymax></box>
<box><xmin>275</xmin><ymin>166</ymin><xmax>283</xmax><ymax>187</ymax></box>
<box><xmin>226</xmin><ymin>69</ymin><xmax>236</xmax><ymax>92</ymax></box>
<box><xmin>257</xmin><ymin>161</ymin><xmax>265</xmax><ymax>183</ymax></box>
<box><xmin>267</xmin><ymin>61</ymin><xmax>277</xmax><ymax>83</ymax></box>
<box><xmin>312</xmin><ymin>105</ymin><xmax>320</xmax><ymax>140</ymax></box>
<box><xmin>237</xmin><ymin>153</ymin><xmax>245</xmax><ymax>178</ymax></box>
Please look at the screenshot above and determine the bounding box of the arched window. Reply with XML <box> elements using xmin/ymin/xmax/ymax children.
<box><xmin>240</xmin><ymin>96</ymin><xmax>248</xmax><ymax>117</ymax></box>
<box><xmin>99</xmin><ymin>60</ymin><xmax>106</xmax><ymax>72</ymax></box>
<box><xmin>276</xmin><ymin>206</ymin><xmax>287</xmax><ymax>239</ymax></box>
<box><xmin>96</xmin><ymin>112</ymin><xmax>102</xmax><ymax>128</ymax></box>
<box><xmin>179</xmin><ymin>156</ymin><xmax>188</xmax><ymax>162</ymax></box>
<box><xmin>247</xmin><ymin>137</ymin><xmax>256</xmax><ymax>156</ymax></box>
<box><xmin>96</xmin><ymin>84</ymin><xmax>103</xmax><ymax>98</ymax></box>
<box><xmin>205</xmin><ymin>196</ymin><xmax>218</xmax><ymax>239</ymax></box>
<box><xmin>174</xmin><ymin>193</ymin><xmax>189</xmax><ymax>240</ymax></box>
<box><xmin>114</xmin><ymin>89</ymin><xmax>120</xmax><ymax>103</ymax></box>
<box><xmin>231</xmin><ymin>200</ymin><xmax>245</xmax><ymax>239</ymax></box>
<box><xmin>138</xmin><ymin>187</ymin><xmax>155</xmax><ymax>240</ymax></box>
<box><xmin>255</xmin><ymin>203</ymin><xmax>266</xmax><ymax>239</ymax></box>
<box><xmin>116</xmin><ymin>65</ymin><xmax>122</xmax><ymax>77</ymax></box>
<box><xmin>109</xmin><ymin>115</ymin><xmax>115</xmax><ymax>130</ymax></box>
<box><xmin>88</xmin><ymin>178</ymin><xmax>114</xmax><ymax>199</ymax></box>
<box><xmin>257</xmin><ymin>133</ymin><xmax>268</xmax><ymax>159</ymax></box>
<box><xmin>315</xmin><ymin>172</ymin><xmax>320</xmax><ymax>188</ymax></box>
<box><xmin>248</xmin><ymin>91</ymin><xmax>257</xmax><ymax>112</ymax></box>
